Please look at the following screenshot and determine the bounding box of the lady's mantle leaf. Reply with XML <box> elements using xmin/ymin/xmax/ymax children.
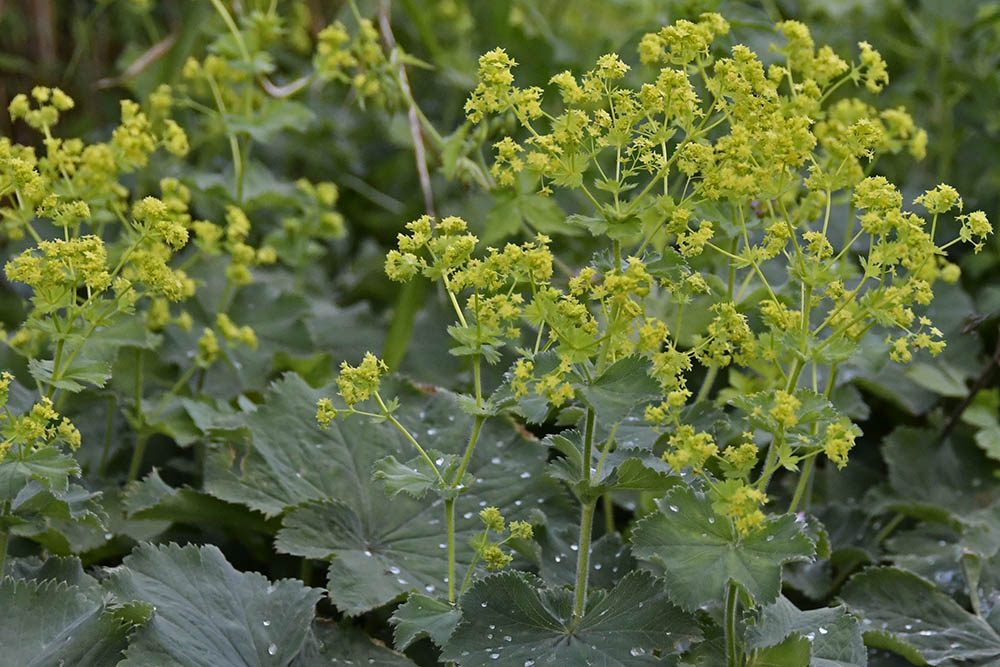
<box><xmin>840</xmin><ymin>567</ymin><xmax>1000</xmax><ymax>665</ymax></box>
<box><xmin>0</xmin><ymin>447</ymin><xmax>80</xmax><ymax>500</ymax></box>
<box><xmin>747</xmin><ymin>596</ymin><xmax>866</xmax><ymax>667</ymax></box>
<box><xmin>106</xmin><ymin>543</ymin><xmax>323</xmax><ymax>667</ymax></box>
<box><xmin>575</xmin><ymin>355</ymin><xmax>661</xmax><ymax>425</ymax></box>
<box><xmin>222</xmin><ymin>374</ymin><xmax>565</xmax><ymax>616</ymax></box>
<box><xmin>747</xmin><ymin>635</ymin><xmax>811</xmax><ymax>667</ymax></box>
<box><xmin>293</xmin><ymin>621</ymin><xmax>415</xmax><ymax>666</ymax></box>
<box><xmin>390</xmin><ymin>593</ymin><xmax>462</xmax><ymax>650</ymax></box>
<box><xmin>0</xmin><ymin>577</ymin><xmax>128</xmax><ymax>666</ymax></box>
<box><xmin>630</xmin><ymin>486</ymin><xmax>815</xmax><ymax>610</ymax></box>
<box><xmin>440</xmin><ymin>570</ymin><xmax>700</xmax><ymax>666</ymax></box>
<box><xmin>275</xmin><ymin>500</ymin><xmax>470</xmax><ymax>617</ymax></box>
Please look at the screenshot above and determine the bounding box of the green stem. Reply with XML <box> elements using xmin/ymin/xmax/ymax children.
<box><xmin>582</xmin><ymin>408</ymin><xmax>596</xmax><ymax>477</ymax></box>
<box><xmin>151</xmin><ymin>364</ymin><xmax>199</xmax><ymax>420</ymax></box>
<box><xmin>450</xmin><ymin>415</ymin><xmax>485</xmax><ymax>487</ymax></box>
<box><xmin>787</xmin><ymin>455</ymin><xmax>816</xmax><ymax>514</ymax></box>
<box><xmin>374</xmin><ymin>392</ymin><xmax>444</xmax><ymax>485</ymax></box>
<box><xmin>472</xmin><ymin>357</ymin><xmax>482</xmax><ymax>409</ymax></box>
<box><xmin>874</xmin><ymin>513</ymin><xmax>905</xmax><ymax>544</ymax></box>
<box><xmin>446</xmin><ymin>497</ymin><xmax>456</xmax><ymax>603</ymax></box>
<box><xmin>127</xmin><ymin>433</ymin><xmax>149</xmax><ymax>484</ymax></box>
<box><xmin>573</xmin><ymin>408</ymin><xmax>598</xmax><ymax>621</ymax></box>
<box><xmin>572</xmin><ymin>500</ymin><xmax>597</xmax><ymax>621</ymax></box>
<box><xmin>696</xmin><ymin>365</ymin><xmax>718</xmax><ymax>403</ymax></box>
<box><xmin>0</xmin><ymin>501</ymin><xmax>9</xmax><ymax>575</ymax></box>
<box><xmin>963</xmin><ymin>555</ymin><xmax>982</xmax><ymax>617</ymax></box>
<box><xmin>602</xmin><ymin>494</ymin><xmax>615</xmax><ymax>533</ymax></box>
<box><xmin>98</xmin><ymin>395</ymin><xmax>116</xmax><ymax>477</ymax></box>
<box><xmin>725</xmin><ymin>582</ymin><xmax>740</xmax><ymax>667</ymax></box>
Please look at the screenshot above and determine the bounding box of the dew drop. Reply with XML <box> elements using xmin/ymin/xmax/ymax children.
<box><xmin>435</xmin><ymin>457</ymin><xmax>445</xmax><ymax>465</ymax></box>
<box><xmin>918</xmin><ymin>630</ymin><xmax>935</xmax><ymax>636</ymax></box>
<box><xmin>481</xmin><ymin>601</ymin><xmax>488</xmax><ymax>608</ymax></box>
<box><xmin>668</xmin><ymin>505</ymin><xmax>679</xmax><ymax>512</ymax></box>
<box><xmin>262</xmin><ymin>620</ymin><xmax>271</xmax><ymax>627</ymax></box>
<box><xmin>439</xmin><ymin>543</ymin><xmax>447</xmax><ymax>549</ymax></box>
<box><xmin>491</xmin><ymin>456</ymin><xmax>502</xmax><ymax>464</ymax></box>
<box><xmin>427</xmin><ymin>428</ymin><xmax>438</xmax><ymax>436</ymax></box>
<box><xmin>570</xmin><ymin>544</ymin><xmax>578</xmax><ymax>551</ymax></box>
<box><xmin>490</xmin><ymin>654</ymin><xmax>500</xmax><ymax>660</ymax></box>
<box><xmin>364</xmin><ymin>550</ymin><xmax>373</xmax><ymax>557</ymax></box>
<box><xmin>464</xmin><ymin>512</ymin><xmax>474</xmax><ymax>519</ymax></box>
<box><xmin>524</xmin><ymin>661</ymin><xmax>535</xmax><ymax>666</ymax></box>
<box><xmin>818</xmin><ymin>627</ymin><xmax>827</xmax><ymax>635</ymax></box>
<box><xmin>389</xmin><ymin>566</ymin><xmax>401</xmax><ymax>575</ymax></box>
<box><xmin>104</xmin><ymin>533</ymin><xmax>113</xmax><ymax>540</ymax></box>
<box><xmin>267</xmin><ymin>643</ymin><xmax>277</xmax><ymax>656</ymax></box>
<box><xmin>520</xmin><ymin>471</ymin><xmax>531</xmax><ymax>479</ymax></box>
<box><xmin>425</xmin><ymin>585</ymin><xmax>436</xmax><ymax>593</ymax></box>
<box><xmin>594</xmin><ymin>564</ymin><xmax>602</xmax><ymax>570</ymax></box>
<box><xmin>630</xmin><ymin>648</ymin><xmax>646</xmax><ymax>657</ymax></box>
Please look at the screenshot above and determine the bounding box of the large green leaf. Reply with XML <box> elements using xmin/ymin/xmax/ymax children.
<box><xmin>748</xmin><ymin>596</ymin><xmax>866</xmax><ymax>667</ymax></box>
<box><xmin>747</xmin><ymin>635</ymin><xmax>811</xmax><ymax>667</ymax></box>
<box><xmin>294</xmin><ymin>622</ymin><xmax>415</xmax><ymax>666</ymax></box>
<box><xmin>440</xmin><ymin>570</ymin><xmax>700</xmax><ymax>666</ymax></box>
<box><xmin>575</xmin><ymin>355</ymin><xmax>661</xmax><ymax>426</ymax></box>
<box><xmin>275</xmin><ymin>500</ymin><xmax>471</xmax><ymax>616</ymax></box>
<box><xmin>877</xmin><ymin>427</ymin><xmax>1000</xmax><ymax>524</ymax></box>
<box><xmin>0</xmin><ymin>447</ymin><xmax>80</xmax><ymax>500</ymax></box>
<box><xmin>390</xmin><ymin>593</ymin><xmax>462</xmax><ymax>650</ymax></box>
<box><xmin>0</xmin><ymin>577</ymin><xmax>128</xmax><ymax>666</ymax></box>
<box><xmin>106</xmin><ymin>543</ymin><xmax>323</xmax><ymax>667</ymax></box>
<box><xmin>630</xmin><ymin>486</ymin><xmax>815</xmax><ymax>610</ymax></box>
<box><xmin>840</xmin><ymin>567</ymin><xmax>1000</xmax><ymax>665</ymax></box>
<box><xmin>213</xmin><ymin>374</ymin><xmax>566</xmax><ymax>615</ymax></box>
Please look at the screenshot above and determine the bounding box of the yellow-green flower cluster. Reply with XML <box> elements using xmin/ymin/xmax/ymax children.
<box><xmin>316</xmin><ymin>398</ymin><xmax>338</xmax><ymax>428</ymax></box>
<box><xmin>190</xmin><ymin>205</ymin><xmax>277</xmax><ymax>286</ymax></box>
<box><xmin>314</xmin><ymin>18</ymin><xmax>395</xmax><ymax>106</ymax></box>
<box><xmin>337</xmin><ymin>352</ymin><xmax>388</xmax><ymax>407</ymax></box>
<box><xmin>824</xmin><ymin>419</ymin><xmax>859</xmax><ymax>469</ymax></box>
<box><xmin>215</xmin><ymin>313</ymin><xmax>258</xmax><ymax>350</ymax></box>
<box><xmin>711</xmin><ymin>479</ymin><xmax>769</xmax><ymax>536</ymax></box>
<box><xmin>8</xmin><ymin>86</ymin><xmax>75</xmax><ymax>130</ymax></box>
<box><xmin>638</xmin><ymin>13</ymin><xmax>730</xmax><ymax>66</ymax></box>
<box><xmin>472</xmin><ymin>506</ymin><xmax>533</xmax><ymax>572</ymax></box>
<box><xmin>663</xmin><ymin>425</ymin><xmax>718</xmax><ymax>472</ymax></box>
<box><xmin>0</xmin><ymin>381</ymin><xmax>81</xmax><ymax>460</ymax></box>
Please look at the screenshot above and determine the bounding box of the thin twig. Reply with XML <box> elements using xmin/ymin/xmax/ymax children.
<box><xmin>939</xmin><ymin>324</ymin><xmax>1000</xmax><ymax>440</ymax></box>
<box><xmin>377</xmin><ymin>0</ymin><xmax>435</xmax><ymax>216</ymax></box>
<box><xmin>97</xmin><ymin>33</ymin><xmax>177</xmax><ymax>88</ymax></box>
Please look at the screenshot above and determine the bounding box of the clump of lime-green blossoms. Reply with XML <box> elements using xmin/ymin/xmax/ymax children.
<box><xmin>349</xmin><ymin>15</ymin><xmax>992</xmax><ymax>538</ymax></box>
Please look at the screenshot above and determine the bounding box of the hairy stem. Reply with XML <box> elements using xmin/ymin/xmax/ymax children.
<box><xmin>127</xmin><ymin>433</ymin><xmax>149</xmax><ymax>484</ymax></box>
<box><xmin>726</xmin><ymin>582</ymin><xmax>740</xmax><ymax>667</ymax></box>
<box><xmin>787</xmin><ymin>455</ymin><xmax>816</xmax><ymax>514</ymax></box>
<box><xmin>446</xmin><ymin>497</ymin><xmax>456</xmax><ymax>603</ymax></box>
<box><xmin>572</xmin><ymin>500</ymin><xmax>597</xmax><ymax>621</ymax></box>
